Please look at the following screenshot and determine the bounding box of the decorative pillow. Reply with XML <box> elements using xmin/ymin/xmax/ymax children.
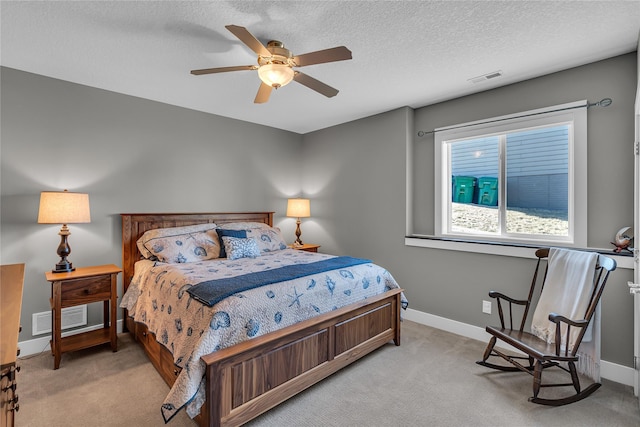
<box><xmin>221</xmin><ymin>236</ymin><xmax>261</xmax><ymax>260</ymax></box>
<box><xmin>136</xmin><ymin>223</ymin><xmax>220</xmax><ymax>263</ymax></box>
<box><xmin>216</xmin><ymin>229</ymin><xmax>247</xmax><ymax>258</ymax></box>
<box><xmin>245</xmin><ymin>227</ymin><xmax>288</xmax><ymax>253</ymax></box>
<box><xmin>221</xmin><ymin>222</ymin><xmax>272</xmax><ymax>231</ymax></box>
<box><xmin>222</xmin><ymin>222</ymin><xmax>288</xmax><ymax>253</ymax></box>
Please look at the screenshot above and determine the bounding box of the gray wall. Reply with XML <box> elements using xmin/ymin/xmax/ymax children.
<box><xmin>0</xmin><ymin>67</ymin><xmax>302</xmax><ymax>341</ymax></box>
<box><xmin>302</xmin><ymin>53</ymin><xmax>636</xmax><ymax>367</ymax></box>
<box><xmin>1</xmin><ymin>52</ymin><xmax>636</xmax><ymax>368</ymax></box>
<box><xmin>300</xmin><ymin>107</ymin><xmax>412</xmax><ymax>259</ymax></box>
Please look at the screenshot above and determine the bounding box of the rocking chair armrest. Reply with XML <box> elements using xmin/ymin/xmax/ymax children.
<box><xmin>548</xmin><ymin>312</ymin><xmax>589</xmax><ymax>328</ymax></box>
<box><xmin>488</xmin><ymin>291</ymin><xmax>528</xmax><ymax>305</ymax></box>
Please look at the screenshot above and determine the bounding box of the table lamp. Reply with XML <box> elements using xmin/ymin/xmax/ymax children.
<box><xmin>38</xmin><ymin>190</ymin><xmax>91</xmax><ymax>273</ymax></box>
<box><xmin>286</xmin><ymin>198</ymin><xmax>310</xmax><ymax>246</ymax></box>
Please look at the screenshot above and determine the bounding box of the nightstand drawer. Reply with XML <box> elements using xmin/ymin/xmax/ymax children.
<box><xmin>61</xmin><ymin>275</ymin><xmax>111</xmax><ymax>306</ymax></box>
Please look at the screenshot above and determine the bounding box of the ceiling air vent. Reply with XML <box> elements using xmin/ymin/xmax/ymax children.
<box><xmin>468</xmin><ymin>70</ymin><xmax>503</xmax><ymax>84</ymax></box>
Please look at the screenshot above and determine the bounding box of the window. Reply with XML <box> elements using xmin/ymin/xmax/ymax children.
<box><xmin>434</xmin><ymin>101</ymin><xmax>587</xmax><ymax>247</ymax></box>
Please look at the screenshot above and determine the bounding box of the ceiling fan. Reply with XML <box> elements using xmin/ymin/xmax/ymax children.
<box><xmin>190</xmin><ymin>25</ymin><xmax>352</xmax><ymax>103</ymax></box>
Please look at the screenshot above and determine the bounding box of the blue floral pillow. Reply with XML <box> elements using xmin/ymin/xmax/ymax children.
<box><xmin>221</xmin><ymin>236</ymin><xmax>261</xmax><ymax>260</ymax></box>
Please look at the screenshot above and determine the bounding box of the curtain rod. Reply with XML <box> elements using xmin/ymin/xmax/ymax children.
<box><xmin>416</xmin><ymin>98</ymin><xmax>612</xmax><ymax>137</ymax></box>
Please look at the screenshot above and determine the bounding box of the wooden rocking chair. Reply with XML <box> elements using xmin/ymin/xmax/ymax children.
<box><xmin>476</xmin><ymin>248</ymin><xmax>616</xmax><ymax>406</ymax></box>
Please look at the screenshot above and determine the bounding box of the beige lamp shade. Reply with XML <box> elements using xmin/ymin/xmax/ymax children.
<box><xmin>38</xmin><ymin>190</ymin><xmax>91</xmax><ymax>273</ymax></box>
<box><xmin>38</xmin><ymin>191</ymin><xmax>91</xmax><ymax>224</ymax></box>
<box><xmin>286</xmin><ymin>198</ymin><xmax>310</xmax><ymax>246</ymax></box>
<box><xmin>286</xmin><ymin>198</ymin><xmax>311</xmax><ymax>218</ymax></box>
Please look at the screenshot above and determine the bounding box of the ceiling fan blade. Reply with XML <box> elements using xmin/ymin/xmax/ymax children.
<box><xmin>225</xmin><ymin>25</ymin><xmax>271</xmax><ymax>57</ymax></box>
<box><xmin>293</xmin><ymin>72</ymin><xmax>339</xmax><ymax>98</ymax></box>
<box><xmin>293</xmin><ymin>46</ymin><xmax>352</xmax><ymax>67</ymax></box>
<box><xmin>254</xmin><ymin>82</ymin><xmax>273</xmax><ymax>104</ymax></box>
<box><xmin>191</xmin><ymin>65</ymin><xmax>256</xmax><ymax>75</ymax></box>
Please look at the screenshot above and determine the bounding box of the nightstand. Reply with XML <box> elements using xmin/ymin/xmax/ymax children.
<box><xmin>45</xmin><ymin>264</ymin><xmax>121</xmax><ymax>369</ymax></box>
<box><xmin>289</xmin><ymin>244</ymin><xmax>321</xmax><ymax>253</ymax></box>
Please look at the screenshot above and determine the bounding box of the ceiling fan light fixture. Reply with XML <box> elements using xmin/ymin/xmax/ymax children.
<box><xmin>190</xmin><ymin>25</ymin><xmax>352</xmax><ymax>102</ymax></box>
<box><xmin>258</xmin><ymin>63</ymin><xmax>294</xmax><ymax>89</ymax></box>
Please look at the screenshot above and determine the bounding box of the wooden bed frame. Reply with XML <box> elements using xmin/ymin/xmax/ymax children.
<box><xmin>121</xmin><ymin>212</ymin><xmax>403</xmax><ymax>427</ymax></box>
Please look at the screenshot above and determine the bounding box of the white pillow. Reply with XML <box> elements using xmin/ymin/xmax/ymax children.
<box><xmin>221</xmin><ymin>222</ymin><xmax>272</xmax><ymax>230</ymax></box>
<box><xmin>221</xmin><ymin>222</ymin><xmax>288</xmax><ymax>253</ymax></box>
<box><xmin>136</xmin><ymin>223</ymin><xmax>220</xmax><ymax>262</ymax></box>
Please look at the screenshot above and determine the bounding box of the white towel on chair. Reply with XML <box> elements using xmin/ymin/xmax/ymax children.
<box><xmin>576</xmin><ymin>303</ymin><xmax>601</xmax><ymax>381</ymax></box>
<box><xmin>531</xmin><ymin>248</ymin><xmax>599</xmax><ymax>380</ymax></box>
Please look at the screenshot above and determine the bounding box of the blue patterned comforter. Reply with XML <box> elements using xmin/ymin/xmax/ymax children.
<box><xmin>120</xmin><ymin>249</ymin><xmax>406</xmax><ymax>422</ymax></box>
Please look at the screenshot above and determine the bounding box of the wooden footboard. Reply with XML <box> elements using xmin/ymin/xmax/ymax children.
<box><xmin>128</xmin><ymin>288</ymin><xmax>402</xmax><ymax>426</ymax></box>
<box><xmin>200</xmin><ymin>288</ymin><xmax>402</xmax><ymax>427</ymax></box>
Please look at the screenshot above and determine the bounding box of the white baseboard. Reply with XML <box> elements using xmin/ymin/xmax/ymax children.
<box><xmin>18</xmin><ymin>319</ymin><xmax>124</xmax><ymax>358</ymax></box>
<box><xmin>19</xmin><ymin>311</ymin><xmax>634</xmax><ymax>387</ymax></box>
<box><xmin>404</xmin><ymin>308</ymin><xmax>634</xmax><ymax>387</ymax></box>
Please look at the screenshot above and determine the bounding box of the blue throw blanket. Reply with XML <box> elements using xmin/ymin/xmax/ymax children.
<box><xmin>187</xmin><ymin>256</ymin><xmax>371</xmax><ymax>307</ymax></box>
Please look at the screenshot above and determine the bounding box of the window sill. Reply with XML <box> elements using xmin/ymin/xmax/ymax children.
<box><xmin>405</xmin><ymin>235</ymin><xmax>634</xmax><ymax>270</ymax></box>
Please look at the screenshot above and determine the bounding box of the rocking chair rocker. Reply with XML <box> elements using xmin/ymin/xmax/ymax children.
<box><xmin>476</xmin><ymin>248</ymin><xmax>616</xmax><ymax>406</ymax></box>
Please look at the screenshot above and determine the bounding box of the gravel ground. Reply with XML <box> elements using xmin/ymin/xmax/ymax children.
<box><xmin>451</xmin><ymin>202</ymin><xmax>568</xmax><ymax>236</ymax></box>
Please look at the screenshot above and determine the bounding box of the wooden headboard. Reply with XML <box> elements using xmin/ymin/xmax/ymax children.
<box><xmin>120</xmin><ymin>212</ymin><xmax>274</xmax><ymax>293</ymax></box>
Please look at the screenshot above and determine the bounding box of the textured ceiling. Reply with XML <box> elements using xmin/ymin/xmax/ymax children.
<box><xmin>1</xmin><ymin>1</ymin><xmax>639</xmax><ymax>134</ymax></box>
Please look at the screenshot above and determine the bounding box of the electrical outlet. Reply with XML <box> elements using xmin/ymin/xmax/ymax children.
<box><xmin>482</xmin><ymin>300</ymin><xmax>491</xmax><ymax>315</ymax></box>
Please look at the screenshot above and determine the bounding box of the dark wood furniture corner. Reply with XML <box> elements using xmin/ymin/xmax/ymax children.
<box><xmin>289</xmin><ymin>243</ymin><xmax>321</xmax><ymax>252</ymax></box>
<box><xmin>45</xmin><ymin>264</ymin><xmax>121</xmax><ymax>369</ymax></box>
<box><xmin>1</xmin><ymin>263</ymin><xmax>25</xmax><ymax>427</ymax></box>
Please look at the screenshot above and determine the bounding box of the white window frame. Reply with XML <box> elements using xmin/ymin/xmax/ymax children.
<box><xmin>434</xmin><ymin>101</ymin><xmax>587</xmax><ymax>247</ymax></box>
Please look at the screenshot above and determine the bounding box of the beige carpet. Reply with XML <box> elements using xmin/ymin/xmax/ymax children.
<box><xmin>17</xmin><ymin>321</ymin><xmax>640</xmax><ymax>426</ymax></box>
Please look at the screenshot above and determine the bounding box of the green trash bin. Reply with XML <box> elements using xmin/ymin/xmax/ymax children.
<box><xmin>477</xmin><ymin>177</ymin><xmax>498</xmax><ymax>206</ymax></box>
<box><xmin>453</xmin><ymin>176</ymin><xmax>477</xmax><ymax>204</ymax></box>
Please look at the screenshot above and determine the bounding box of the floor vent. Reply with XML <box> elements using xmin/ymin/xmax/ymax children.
<box><xmin>468</xmin><ymin>70</ymin><xmax>503</xmax><ymax>84</ymax></box>
<box><xmin>32</xmin><ymin>305</ymin><xmax>87</xmax><ymax>335</ymax></box>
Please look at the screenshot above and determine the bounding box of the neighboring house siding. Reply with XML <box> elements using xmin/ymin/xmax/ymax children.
<box><xmin>507</xmin><ymin>174</ymin><xmax>568</xmax><ymax>210</ymax></box>
<box><xmin>450</xmin><ymin>136</ymin><xmax>499</xmax><ymax>177</ymax></box>
<box><xmin>450</xmin><ymin>126</ymin><xmax>568</xmax><ymax>209</ymax></box>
